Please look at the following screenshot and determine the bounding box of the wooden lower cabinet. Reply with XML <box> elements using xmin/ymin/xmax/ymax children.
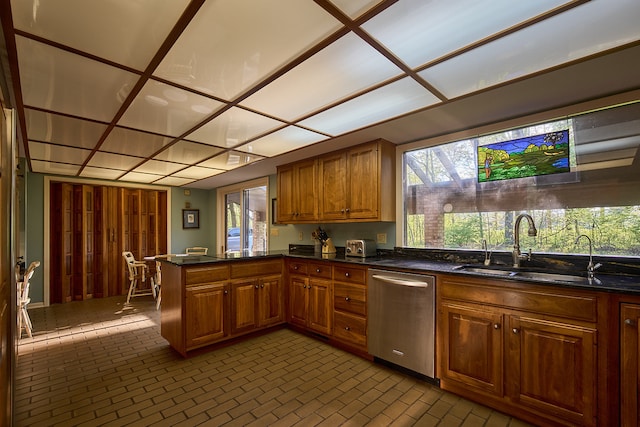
<box><xmin>621</xmin><ymin>303</ymin><xmax>640</xmax><ymax>427</ymax></box>
<box><xmin>332</xmin><ymin>265</ymin><xmax>368</xmax><ymax>351</ymax></box>
<box><xmin>231</xmin><ymin>275</ymin><xmax>283</xmax><ymax>335</ymax></box>
<box><xmin>186</xmin><ymin>282</ymin><xmax>229</xmax><ymax>349</ymax></box>
<box><xmin>287</xmin><ymin>260</ymin><xmax>332</xmax><ymax>336</ymax></box>
<box><xmin>161</xmin><ymin>259</ymin><xmax>284</xmax><ymax>356</ymax></box>
<box><xmin>438</xmin><ymin>274</ymin><xmax>599</xmax><ymax>427</ymax></box>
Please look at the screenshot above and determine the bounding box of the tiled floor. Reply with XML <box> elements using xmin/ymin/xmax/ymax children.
<box><xmin>16</xmin><ymin>296</ymin><xmax>532</xmax><ymax>427</ymax></box>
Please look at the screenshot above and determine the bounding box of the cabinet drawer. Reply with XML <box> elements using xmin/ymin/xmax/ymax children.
<box><xmin>333</xmin><ymin>311</ymin><xmax>366</xmax><ymax>347</ymax></box>
<box><xmin>185</xmin><ymin>265</ymin><xmax>229</xmax><ymax>285</ymax></box>
<box><xmin>333</xmin><ymin>265</ymin><xmax>366</xmax><ymax>285</ymax></box>
<box><xmin>309</xmin><ymin>262</ymin><xmax>332</xmax><ymax>279</ymax></box>
<box><xmin>230</xmin><ymin>259</ymin><xmax>282</xmax><ymax>278</ymax></box>
<box><xmin>440</xmin><ymin>275</ymin><xmax>598</xmax><ymax>323</ymax></box>
<box><xmin>334</xmin><ymin>283</ymin><xmax>366</xmax><ymax>316</ymax></box>
<box><xmin>288</xmin><ymin>261</ymin><xmax>308</xmax><ymax>275</ymax></box>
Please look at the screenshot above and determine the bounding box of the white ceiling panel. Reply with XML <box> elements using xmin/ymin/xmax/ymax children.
<box><xmin>419</xmin><ymin>0</ymin><xmax>640</xmax><ymax>99</ymax></box>
<box><xmin>198</xmin><ymin>151</ymin><xmax>264</xmax><ymax>170</ymax></box>
<box><xmin>119</xmin><ymin>171</ymin><xmax>164</xmax><ymax>184</ymax></box>
<box><xmin>329</xmin><ymin>0</ymin><xmax>384</xmax><ymax>19</ymax></box>
<box><xmin>239</xmin><ymin>33</ymin><xmax>404</xmax><ymax>121</ymax></box>
<box><xmin>101</xmin><ymin>127</ymin><xmax>174</xmax><ymax>158</ymax></box>
<box><xmin>133</xmin><ymin>160</ymin><xmax>186</xmax><ymax>176</ymax></box>
<box><xmin>24</xmin><ymin>109</ymin><xmax>107</xmax><ymax>149</ymax></box>
<box><xmin>154</xmin><ymin>176</ymin><xmax>196</xmax><ymax>187</ymax></box>
<box><xmin>118</xmin><ymin>80</ymin><xmax>225</xmax><ymax>136</ymax></box>
<box><xmin>16</xmin><ymin>36</ymin><xmax>140</xmax><ymax>122</ymax></box>
<box><xmin>235</xmin><ymin>126</ymin><xmax>328</xmax><ymax>157</ymax></box>
<box><xmin>86</xmin><ymin>152</ymin><xmax>142</xmax><ymax>170</ymax></box>
<box><xmin>28</xmin><ymin>141</ymin><xmax>90</xmax><ymax>164</ymax></box>
<box><xmin>362</xmin><ymin>0</ymin><xmax>571</xmax><ymax>69</ymax></box>
<box><xmin>153</xmin><ymin>141</ymin><xmax>223</xmax><ymax>164</ymax></box>
<box><xmin>11</xmin><ymin>0</ymin><xmax>191</xmax><ymax>70</ymax></box>
<box><xmin>172</xmin><ymin>166</ymin><xmax>225</xmax><ymax>180</ymax></box>
<box><xmin>299</xmin><ymin>77</ymin><xmax>440</xmax><ymax>135</ymax></box>
<box><xmin>31</xmin><ymin>160</ymin><xmax>80</xmax><ymax>175</ymax></box>
<box><xmin>186</xmin><ymin>107</ymin><xmax>286</xmax><ymax>148</ymax></box>
<box><xmin>155</xmin><ymin>0</ymin><xmax>341</xmax><ymax>100</ymax></box>
<box><xmin>79</xmin><ymin>166</ymin><xmax>127</xmax><ymax>181</ymax></box>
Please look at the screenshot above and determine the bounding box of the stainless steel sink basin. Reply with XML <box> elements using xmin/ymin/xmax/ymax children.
<box><xmin>515</xmin><ymin>271</ymin><xmax>588</xmax><ymax>283</ymax></box>
<box><xmin>455</xmin><ymin>266</ymin><xmax>517</xmax><ymax>277</ymax></box>
<box><xmin>454</xmin><ymin>265</ymin><xmax>588</xmax><ymax>283</ymax></box>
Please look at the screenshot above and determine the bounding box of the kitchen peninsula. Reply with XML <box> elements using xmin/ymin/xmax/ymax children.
<box><xmin>160</xmin><ymin>248</ymin><xmax>640</xmax><ymax>427</ymax></box>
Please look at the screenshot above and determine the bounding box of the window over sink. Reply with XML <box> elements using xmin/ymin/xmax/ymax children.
<box><xmin>402</xmin><ymin>101</ymin><xmax>640</xmax><ymax>257</ymax></box>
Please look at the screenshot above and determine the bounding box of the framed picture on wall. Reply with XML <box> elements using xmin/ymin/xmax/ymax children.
<box><xmin>182</xmin><ymin>209</ymin><xmax>200</xmax><ymax>229</ymax></box>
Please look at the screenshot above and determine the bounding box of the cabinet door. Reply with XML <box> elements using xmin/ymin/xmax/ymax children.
<box><xmin>258</xmin><ymin>275</ymin><xmax>282</xmax><ymax>327</ymax></box>
<box><xmin>277</xmin><ymin>165</ymin><xmax>296</xmax><ymax>222</ymax></box>
<box><xmin>440</xmin><ymin>302</ymin><xmax>504</xmax><ymax>396</ymax></box>
<box><xmin>507</xmin><ymin>316</ymin><xmax>596</xmax><ymax>427</ymax></box>
<box><xmin>294</xmin><ymin>159</ymin><xmax>318</xmax><ymax>221</ymax></box>
<box><xmin>308</xmin><ymin>278</ymin><xmax>332</xmax><ymax>335</ymax></box>
<box><xmin>186</xmin><ymin>283</ymin><xmax>228</xmax><ymax>349</ymax></box>
<box><xmin>289</xmin><ymin>275</ymin><xmax>308</xmax><ymax>327</ymax></box>
<box><xmin>318</xmin><ymin>152</ymin><xmax>347</xmax><ymax>220</ymax></box>
<box><xmin>621</xmin><ymin>304</ymin><xmax>640</xmax><ymax>427</ymax></box>
<box><xmin>346</xmin><ymin>143</ymin><xmax>378</xmax><ymax>219</ymax></box>
<box><xmin>230</xmin><ymin>279</ymin><xmax>258</xmax><ymax>334</ymax></box>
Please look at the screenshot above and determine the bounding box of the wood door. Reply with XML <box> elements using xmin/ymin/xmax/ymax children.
<box><xmin>507</xmin><ymin>315</ymin><xmax>597</xmax><ymax>427</ymax></box>
<box><xmin>258</xmin><ymin>275</ymin><xmax>282</xmax><ymax>327</ymax></box>
<box><xmin>72</xmin><ymin>185</ymin><xmax>94</xmax><ymax>300</ymax></box>
<box><xmin>440</xmin><ymin>302</ymin><xmax>504</xmax><ymax>397</ymax></box>
<box><xmin>294</xmin><ymin>159</ymin><xmax>317</xmax><ymax>221</ymax></box>
<box><xmin>50</xmin><ymin>183</ymin><xmax>73</xmax><ymax>303</ymax></box>
<box><xmin>318</xmin><ymin>152</ymin><xmax>347</xmax><ymax>220</ymax></box>
<box><xmin>308</xmin><ymin>278</ymin><xmax>331</xmax><ymax>335</ymax></box>
<box><xmin>186</xmin><ymin>282</ymin><xmax>228</xmax><ymax>349</ymax></box>
<box><xmin>230</xmin><ymin>279</ymin><xmax>257</xmax><ymax>334</ymax></box>
<box><xmin>95</xmin><ymin>186</ymin><xmax>122</xmax><ymax>298</ymax></box>
<box><xmin>346</xmin><ymin>142</ymin><xmax>378</xmax><ymax>219</ymax></box>
<box><xmin>288</xmin><ymin>275</ymin><xmax>308</xmax><ymax>327</ymax></box>
<box><xmin>621</xmin><ymin>303</ymin><xmax>640</xmax><ymax>427</ymax></box>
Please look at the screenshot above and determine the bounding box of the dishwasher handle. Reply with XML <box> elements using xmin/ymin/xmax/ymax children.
<box><xmin>371</xmin><ymin>274</ymin><xmax>431</xmax><ymax>288</ymax></box>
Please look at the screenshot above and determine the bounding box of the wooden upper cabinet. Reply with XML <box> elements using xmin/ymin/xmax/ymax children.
<box><xmin>277</xmin><ymin>139</ymin><xmax>395</xmax><ymax>223</ymax></box>
<box><xmin>277</xmin><ymin>159</ymin><xmax>317</xmax><ymax>223</ymax></box>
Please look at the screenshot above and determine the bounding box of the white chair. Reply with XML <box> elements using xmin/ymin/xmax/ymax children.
<box><xmin>122</xmin><ymin>251</ymin><xmax>154</xmax><ymax>304</ymax></box>
<box><xmin>148</xmin><ymin>255</ymin><xmax>169</xmax><ymax>310</ymax></box>
<box><xmin>185</xmin><ymin>246</ymin><xmax>208</xmax><ymax>255</ymax></box>
<box><xmin>18</xmin><ymin>261</ymin><xmax>40</xmax><ymax>339</ymax></box>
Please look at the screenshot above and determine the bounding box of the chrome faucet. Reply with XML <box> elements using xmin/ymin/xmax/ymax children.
<box><xmin>575</xmin><ymin>234</ymin><xmax>602</xmax><ymax>280</ymax></box>
<box><xmin>513</xmin><ymin>213</ymin><xmax>537</xmax><ymax>268</ymax></box>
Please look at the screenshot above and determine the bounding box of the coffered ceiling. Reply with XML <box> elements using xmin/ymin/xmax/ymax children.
<box><xmin>1</xmin><ymin>0</ymin><xmax>639</xmax><ymax>189</ymax></box>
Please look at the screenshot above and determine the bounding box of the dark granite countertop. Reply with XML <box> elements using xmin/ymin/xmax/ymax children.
<box><xmin>162</xmin><ymin>246</ymin><xmax>640</xmax><ymax>294</ymax></box>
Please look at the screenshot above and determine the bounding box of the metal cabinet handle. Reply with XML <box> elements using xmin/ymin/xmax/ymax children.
<box><xmin>316</xmin><ymin>268</ymin><xmax>321</xmax><ymax>273</ymax></box>
<box><xmin>345</xmin><ymin>297</ymin><xmax>350</xmax><ymax>301</ymax></box>
<box><xmin>294</xmin><ymin>265</ymin><xmax>299</xmax><ymax>270</ymax></box>
<box><xmin>345</xmin><ymin>272</ymin><xmax>350</xmax><ymax>278</ymax></box>
<box><xmin>261</xmin><ymin>284</ymin><xmax>264</xmax><ymax>288</ymax></box>
<box><xmin>255</xmin><ymin>285</ymin><xmax>259</xmax><ymax>289</ymax></box>
<box><xmin>345</xmin><ymin>326</ymin><xmax>350</xmax><ymax>331</ymax></box>
<box><xmin>224</xmin><ymin>290</ymin><xmax>228</xmax><ymax>295</ymax></box>
<box><xmin>512</xmin><ymin>328</ymin><xmax>519</xmax><ymax>334</ymax></box>
<box><xmin>625</xmin><ymin>318</ymin><xmax>635</xmax><ymax>326</ymax></box>
<box><xmin>345</xmin><ymin>208</ymin><xmax>350</xmax><ymax>213</ymax></box>
<box><xmin>494</xmin><ymin>324</ymin><xmax>500</xmax><ymax>329</ymax></box>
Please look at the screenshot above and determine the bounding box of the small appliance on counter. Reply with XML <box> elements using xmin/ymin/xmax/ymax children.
<box><xmin>345</xmin><ymin>239</ymin><xmax>377</xmax><ymax>257</ymax></box>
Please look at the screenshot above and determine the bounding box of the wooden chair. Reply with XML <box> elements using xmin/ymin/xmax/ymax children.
<box><xmin>18</xmin><ymin>261</ymin><xmax>40</xmax><ymax>338</ymax></box>
<box><xmin>185</xmin><ymin>247</ymin><xmax>208</xmax><ymax>255</ymax></box>
<box><xmin>122</xmin><ymin>251</ymin><xmax>154</xmax><ymax>303</ymax></box>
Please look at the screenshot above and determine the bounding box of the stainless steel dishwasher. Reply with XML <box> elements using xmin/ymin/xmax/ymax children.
<box><xmin>368</xmin><ymin>269</ymin><xmax>436</xmax><ymax>379</ymax></box>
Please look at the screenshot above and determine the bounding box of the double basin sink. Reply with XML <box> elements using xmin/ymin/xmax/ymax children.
<box><xmin>454</xmin><ymin>265</ymin><xmax>590</xmax><ymax>284</ymax></box>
